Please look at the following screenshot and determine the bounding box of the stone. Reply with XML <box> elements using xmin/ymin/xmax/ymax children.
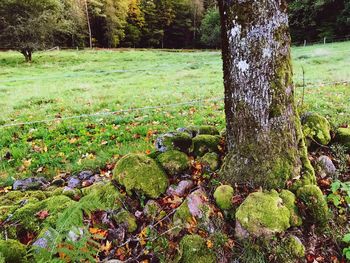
<box><xmin>13</xmin><ymin>177</ymin><xmax>48</xmax><ymax>191</ymax></box>
<box><xmin>213</xmin><ymin>185</ymin><xmax>234</xmax><ymax>210</ymax></box>
<box><xmin>0</xmin><ymin>239</ymin><xmax>26</xmax><ymax>262</ymax></box>
<box><xmin>235</xmin><ymin>190</ymin><xmax>291</xmax><ymax>238</ymax></box>
<box><xmin>155</xmin><ymin>132</ymin><xmax>192</xmax><ymax>153</ymax></box>
<box><xmin>179</xmin><ymin>234</ymin><xmax>215</xmax><ymax>263</ymax></box>
<box><xmin>51</xmin><ymin>178</ymin><xmax>65</xmax><ymax>187</ymax></box>
<box><xmin>192</xmin><ymin>135</ymin><xmax>220</xmax><ymax>157</ymax></box>
<box><xmin>67</xmin><ymin>176</ymin><xmax>81</xmax><ymax>188</ymax></box>
<box><xmin>113</xmin><ymin>209</ymin><xmax>137</xmax><ymax>233</ymax></box>
<box><xmin>157</xmin><ymin>150</ymin><xmax>190</xmax><ymax>175</ymax></box>
<box><xmin>297</xmin><ymin>185</ymin><xmax>329</xmax><ymax>228</ymax></box>
<box><xmin>301</xmin><ymin>112</ymin><xmax>331</xmax><ymax>146</ymax></box>
<box><xmin>166</xmin><ymin>180</ymin><xmax>194</xmax><ymax>197</ymax></box>
<box><xmin>173</xmin><ymin>188</ymin><xmax>211</xmax><ymax>231</ymax></box>
<box><xmin>279</xmin><ymin>190</ymin><xmax>302</xmax><ymax>227</ymax></box>
<box><xmin>113</xmin><ymin>154</ymin><xmax>168</xmax><ymax>198</ymax></box>
<box><xmin>199</xmin><ymin>152</ymin><xmax>220</xmax><ymax>172</ymax></box>
<box><xmin>335</xmin><ymin>127</ymin><xmax>350</xmax><ymax>151</ymax></box>
<box><xmin>316</xmin><ymin>155</ymin><xmax>336</xmax><ymax>178</ymax></box>
<box><xmin>77</xmin><ymin>170</ymin><xmax>94</xmax><ymax>180</ymax></box>
<box><xmin>143</xmin><ymin>200</ymin><xmax>162</xmax><ymax>219</ymax></box>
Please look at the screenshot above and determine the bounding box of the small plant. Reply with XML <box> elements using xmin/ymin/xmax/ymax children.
<box><xmin>327</xmin><ymin>180</ymin><xmax>350</xmax><ymax>208</ymax></box>
<box><xmin>342</xmin><ymin>233</ymin><xmax>350</xmax><ymax>260</ymax></box>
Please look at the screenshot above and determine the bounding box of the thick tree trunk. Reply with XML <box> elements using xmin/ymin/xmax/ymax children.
<box><xmin>218</xmin><ymin>0</ymin><xmax>315</xmax><ymax>189</ymax></box>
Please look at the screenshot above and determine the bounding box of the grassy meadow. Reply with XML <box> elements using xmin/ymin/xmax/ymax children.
<box><xmin>0</xmin><ymin>41</ymin><xmax>349</xmax><ymax>184</ymax></box>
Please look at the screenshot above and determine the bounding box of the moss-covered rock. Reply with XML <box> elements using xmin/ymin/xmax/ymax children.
<box><xmin>113</xmin><ymin>154</ymin><xmax>168</xmax><ymax>198</ymax></box>
<box><xmin>302</xmin><ymin>113</ymin><xmax>331</xmax><ymax>146</ymax></box>
<box><xmin>335</xmin><ymin>127</ymin><xmax>350</xmax><ymax>151</ymax></box>
<box><xmin>235</xmin><ymin>190</ymin><xmax>291</xmax><ymax>238</ymax></box>
<box><xmin>173</xmin><ymin>200</ymin><xmax>192</xmax><ymax>226</ymax></box>
<box><xmin>0</xmin><ymin>239</ymin><xmax>26</xmax><ymax>263</ymax></box>
<box><xmin>157</xmin><ymin>150</ymin><xmax>190</xmax><ymax>175</ymax></box>
<box><xmin>11</xmin><ymin>195</ymin><xmax>74</xmax><ymax>233</ymax></box>
<box><xmin>0</xmin><ymin>190</ymin><xmax>48</xmax><ymax>206</ymax></box>
<box><xmin>199</xmin><ymin>152</ymin><xmax>220</xmax><ymax>172</ymax></box>
<box><xmin>297</xmin><ymin>185</ymin><xmax>329</xmax><ymax>227</ymax></box>
<box><xmin>213</xmin><ymin>185</ymin><xmax>234</xmax><ymax>210</ymax></box>
<box><xmin>143</xmin><ymin>200</ymin><xmax>162</xmax><ymax>219</ymax></box>
<box><xmin>196</xmin><ymin>125</ymin><xmax>219</xmax><ymax>136</ymax></box>
<box><xmin>113</xmin><ymin>209</ymin><xmax>137</xmax><ymax>233</ymax></box>
<box><xmin>155</xmin><ymin>132</ymin><xmax>192</xmax><ymax>153</ymax></box>
<box><xmin>179</xmin><ymin>234</ymin><xmax>215</xmax><ymax>263</ymax></box>
<box><xmin>192</xmin><ymin>135</ymin><xmax>220</xmax><ymax>157</ymax></box>
<box><xmin>279</xmin><ymin>190</ymin><xmax>302</xmax><ymax>227</ymax></box>
<box><xmin>285</xmin><ymin>235</ymin><xmax>305</xmax><ymax>258</ymax></box>
<box><xmin>271</xmin><ymin>235</ymin><xmax>305</xmax><ymax>263</ymax></box>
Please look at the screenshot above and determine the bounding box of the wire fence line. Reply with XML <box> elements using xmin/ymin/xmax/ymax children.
<box><xmin>0</xmin><ymin>97</ymin><xmax>224</xmax><ymax>129</ymax></box>
<box><xmin>1</xmin><ymin>79</ymin><xmax>349</xmax><ymax>129</ymax></box>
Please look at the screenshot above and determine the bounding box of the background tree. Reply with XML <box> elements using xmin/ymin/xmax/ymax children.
<box><xmin>121</xmin><ymin>0</ymin><xmax>145</xmax><ymax>47</ymax></box>
<box><xmin>0</xmin><ymin>0</ymin><xmax>78</xmax><ymax>62</ymax></box>
<box><xmin>218</xmin><ymin>0</ymin><xmax>315</xmax><ymax>189</ymax></box>
<box><xmin>200</xmin><ymin>7</ymin><xmax>220</xmax><ymax>48</ymax></box>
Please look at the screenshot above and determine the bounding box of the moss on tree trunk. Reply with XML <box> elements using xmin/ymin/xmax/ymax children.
<box><xmin>218</xmin><ymin>0</ymin><xmax>315</xmax><ymax>189</ymax></box>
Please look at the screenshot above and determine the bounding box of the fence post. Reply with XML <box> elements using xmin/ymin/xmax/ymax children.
<box><xmin>324</xmin><ymin>37</ymin><xmax>326</xmax><ymax>45</ymax></box>
<box><xmin>303</xmin><ymin>40</ymin><xmax>307</xmax><ymax>47</ymax></box>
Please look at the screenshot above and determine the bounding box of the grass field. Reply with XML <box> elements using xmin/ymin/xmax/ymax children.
<box><xmin>0</xmin><ymin>41</ymin><xmax>349</xmax><ymax>184</ymax></box>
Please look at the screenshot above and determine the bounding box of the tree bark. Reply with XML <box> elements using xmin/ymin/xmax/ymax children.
<box><xmin>218</xmin><ymin>0</ymin><xmax>315</xmax><ymax>189</ymax></box>
<box><xmin>21</xmin><ymin>49</ymin><xmax>32</xmax><ymax>62</ymax></box>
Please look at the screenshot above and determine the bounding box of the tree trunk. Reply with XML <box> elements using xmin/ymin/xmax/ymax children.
<box><xmin>21</xmin><ymin>49</ymin><xmax>32</xmax><ymax>62</ymax></box>
<box><xmin>84</xmin><ymin>0</ymin><xmax>93</xmax><ymax>49</ymax></box>
<box><xmin>218</xmin><ymin>0</ymin><xmax>315</xmax><ymax>189</ymax></box>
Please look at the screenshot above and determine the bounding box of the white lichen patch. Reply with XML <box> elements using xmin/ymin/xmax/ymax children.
<box><xmin>237</xmin><ymin>60</ymin><xmax>249</xmax><ymax>72</ymax></box>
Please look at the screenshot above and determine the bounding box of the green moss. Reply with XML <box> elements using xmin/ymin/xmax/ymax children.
<box><xmin>285</xmin><ymin>235</ymin><xmax>305</xmax><ymax>258</ymax></box>
<box><xmin>144</xmin><ymin>200</ymin><xmax>162</xmax><ymax>219</ymax></box>
<box><xmin>157</xmin><ymin>150</ymin><xmax>190</xmax><ymax>176</ymax></box>
<box><xmin>335</xmin><ymin>127</ymin><xmax>350</xmax><ymax>151</ymax></box>
<box><xmin>179</xmin><ymin>234</ymin><xmax>215</xmax><ymax>263</ymax></box>
<box><xmin>297</xmin><ymin>185</ymin><xmax>329</xmax><ymax>228</ymax></box>
<box><xmin>81</xmin><ymin>182</ymin><xmax>123</xmax><ymax>210</ymax></box>
<box><xmin>113</xmin><ymin>209</ymin><xmax>137</xmax><ymax>233</ymax></box>
<box><xmin>158</xmin><ymin>132</ymin><xmax>193</xmax><ymax>152</ymax></box>
<box><xmin>192</xmin><ymin>135</ymin><xmax>220</xmax><ymax>157</ymax></box>
<box><xmin>0</xmin><ymin>239</ymin><xmax>26</xmax><ymax>263</ymax></box>
<box><xmin>199</xmin><ymin>152</ymin><xmax>220</xmax><ymax>172</ymax></box>
<box><xmin>197</xmin><ymin>125</ymin><xmax>219</xmax><ymax>135</ymax></box>
<box><xmin>11</xmin><ymin>195</ymin><xmax>74</xmax><ymax>233</ymax></box>
<box><xmin>213</xmin><ymin>185</ymin><xmax>234</xmax><ymax>210</ymax></box>
<box><xmin>236</xmin><ymin>190</ymin><xmax>291</xmax><ymax>237</ymax></box>
<box><xmin>173</xmin><ymin>200</ymin><xmax>192</xmax><ymax>226</ymax></box>
<box><xmin>302</xmin><ymin>113</ymin><xmax>331</xmax><ymax>146</ymax></box>
<box><xmin>279</xmin><ymin>190</ymin><xmax>302</xmax><ymax>227</ymax></box>
<box><xmin>113</xmin><ymin>154</ymin><xmax>168</xmax><ymax>198</ymax></box>
<box><xmin>0</xmin><ymin>190</ymin><xmax>48</xmax><ymax>206</ymax></box>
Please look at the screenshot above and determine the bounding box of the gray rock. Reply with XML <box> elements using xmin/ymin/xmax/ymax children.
<box><xmin>13</xmin><ymin>177</ymin><xmax>47</xmax><ymax>190</ymax></box>
<box><xmin>67</xmin><ymin>176</ymin><xmax>81</xmax><ymax>188</ymax></box>
<box><xmin>317</xmin><ymin>155</ymin><xmax>336</xmax><ymax>178</ymax></box>
<box><xmin>32</xmin><ymin>237</ymin><xmax>48</xmax><ymax>249</ymax></box>
<box><xmin>166</xmin><ymin>180</ymin><xmax>194</xmax><ymax>197</ymax></box>
<box><xmin>78</xmin><ymin>170</ymin><xmax>94</xmax><ymax>180</ymax></box>
<box><xmin>187</xmin><ymin>188</ymin><xmax>208</xmax><ymax>219</ymax></box>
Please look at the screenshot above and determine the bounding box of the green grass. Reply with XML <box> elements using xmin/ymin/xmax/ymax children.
<box><xmin>0</xmin><ymin>41</ymin><xmax>349</xmax><ymax>183</ymax></box>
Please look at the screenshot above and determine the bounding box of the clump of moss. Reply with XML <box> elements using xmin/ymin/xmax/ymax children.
<box><xmin>196</xmin><ymin>125</ymin><xmax>219</xmax><ymax>135</ymax></box>
<box><xmin>179</xmin><ymin>234</ymin><xmax>215</xmax><ymax>263</ymax></box>
<box><xmin>335</xmin><ymin>127</ymin><xmax>350</xmax><ymax>151</ymax></box>
<box><xmin>155</xmin><ymin>132</ymin><xmax>192</xmax><ymax>153</ymax></box>
<box><xmin>11</xmin><ymin>195</ymin><xmax>74</xmax><ymax>233</ymax></box>
<box><xmin>0</xmin><ymin>239</ymin><xmax>26</xmax><ymax>263</ymax></box>
<box><xmin>200</xmin><ymin>152</ymin><xmax>220</xmax><ymax>172</ymax></box>
<box><xmin>113</xmin><ymin>154</ymin><xmax>168</xmax><ymax>198</ymax></box>
<box><xmin>297</xmin><ymin>185</ymin><xmax>329</xmax><ymax>228</ymax></box>
<box><xmin>0</xmin><ymin>190</ymin><xmax>48</xmax><ymax>206</ymax></box>
<box><xmin>192</xmin><ymin>135</ymin><xmax>220</xmax><ymax>157</ymax></box>
<box><xmin>235</xmin><ymin>190</ymin><xmax>291</xmax><ymax>237</ymax></box>
<box><xmin>302</xmin><ymin>113</ymin><xmax>331</xmax><ymax>146</ymax></box>
<box><xmin>157</xmin><ymin>150</ymin><xmax>190</xmax><ymax>176</ymax></box>
<box><xmin>81</xmin><ymin>182</ymin><xmax>124</xmax><ymax>210</ymax></box>
<box><xmin>213</xmin><ymin>185</ymin><xmax>234</xmax><ymax>210</ymax></box>
<box><xmin>279</xmin><ymin>190</ymin><xmax>302</xmax><ymax>227</ymax></box>
<box><xmin>144</xmin><ymin>200</ymin><xmax>162</xmax><ymax>219</ymax></box>
<box><xmin>285</xmin><ymin>235</ymin><xmax>305</xmax><ymax>258</ymax></box>
<box><xmin>113</xmin><ymin>209</ymin><xmax>137</xmax><ymax>233</ymax></box>
<box><xmin>173</xmin><ymin>200</ymin><xmax>192</xmax><ymax>226</ymax></box>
